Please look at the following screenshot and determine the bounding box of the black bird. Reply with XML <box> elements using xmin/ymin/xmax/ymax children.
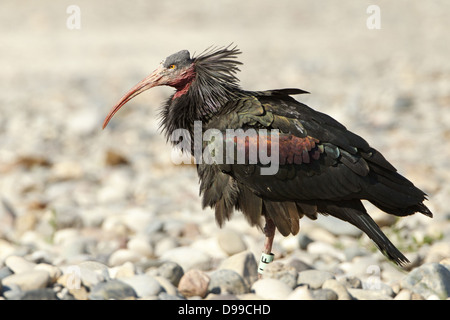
<box><xmin>103</xmin><ymin>46</ymin><xmax>432</xmax><ymax>273</ymax></box>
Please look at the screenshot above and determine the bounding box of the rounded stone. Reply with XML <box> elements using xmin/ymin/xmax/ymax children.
<box><xmin>178</xmin><ymin>269</ymin><xmax>210</xmax><ymax>298</ymax></box>
<box><xmin>251</xmin><ymin>278</ymin><xmax>293</xmax><ymax>300</ymax></box>
<box><xmin>119</xmin><ymin>274</ymin><xmax>164</xmax><ymax>298</ymax></box>
<box><xmin>208</xmin><ymin>269</ymin><xmax>248</xmax><ymax>295</ymax></box>
<box><xmin>297</xmin><ymin>269</ymin><xmax>335</xmax><ymax>289</ymax></box>
<box><xmin>2</xmin><ymin>270</ymin><xmax>50</xmax><ymax>291</ymax></box>
<box><xmin>5</xmin><ymin>255</ymin><xmax>36</xmax><ymax>274</ymax></box>
<box><xmin>89</xmin><ymin>279</ymin><xmax>137</xmax><ymax>300</ymax></box>
<box><xmin>217</xmin><ymin>229</ymin><xmax>247</xmax><ymax>256</ymax></box>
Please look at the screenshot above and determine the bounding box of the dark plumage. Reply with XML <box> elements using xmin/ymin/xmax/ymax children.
<box><xmin>103</xmin><ymin>45</ymin><xmax>433</xmax><ymax>268</ymax></box>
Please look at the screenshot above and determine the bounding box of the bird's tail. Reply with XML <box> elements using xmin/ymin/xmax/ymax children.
<box><xmin>317</xmin><ymin>200</ymin><xmax>410</xmax><ymax>266</ymax></box>
<box><xmin>364</xmin><ymin>158</ymin><xmax>433</xmax><ymax>218</ymax></box>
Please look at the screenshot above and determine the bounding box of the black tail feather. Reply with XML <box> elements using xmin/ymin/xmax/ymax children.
<box><xmin>317</xmin><ymin>200</ymin><xmax>410</xmax><ymax>266</ymax></box>
<box><xmin>364</xmin><ymin>162</ymin><xmax>433</xmax><ymax>219</ymax></box>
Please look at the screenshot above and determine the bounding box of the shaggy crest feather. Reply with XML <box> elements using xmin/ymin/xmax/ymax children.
<box><xmin>191</xmin><ymin>45</ymin><xmax>244</xmax><ymax>116</ymax></box>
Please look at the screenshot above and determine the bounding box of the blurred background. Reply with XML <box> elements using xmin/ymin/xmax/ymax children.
<box><xmin>0</xmin><ymin>0</ymin><xmax>448</xmax><ymax>271</ymax></box>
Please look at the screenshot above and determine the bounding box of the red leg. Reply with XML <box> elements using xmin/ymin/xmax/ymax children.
<box><xmin>258</xmin><ymin>218</ymin><xmax>275</xmax><ymax>278</ymax></box>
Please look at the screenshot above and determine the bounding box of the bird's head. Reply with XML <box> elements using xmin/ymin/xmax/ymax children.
<box><xmin>103</xmin><ymin>46</ymin><xmax>241</xmax><ymax>129</ymax></box>
<box><xmin>102</xmin><ymin>50</ymin><xmax>195</xmax><ymax>129</ymax></box>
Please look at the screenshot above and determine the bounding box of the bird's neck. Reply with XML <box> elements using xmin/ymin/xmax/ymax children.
<box><xmin>161</xmin><ymin>90</ymin><xmax>212</xmax><ymax>141</ymax></box>
<box><xmin>160</xmin><ymin>73</ymin><xmax>242</xmax><ymax>151</ymax></box>
<box><xmin>169</xmin><ymin>66</ymin><xmax>196</xmax><ymax>100</ymax></box>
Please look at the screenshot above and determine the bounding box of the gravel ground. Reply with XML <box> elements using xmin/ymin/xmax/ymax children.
<box><xmin>0</xmin><ymin>1</ymin><xmax>449</xmax><ymax>300</ymax></box>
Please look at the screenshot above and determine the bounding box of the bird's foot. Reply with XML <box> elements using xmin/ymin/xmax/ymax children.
<box><xmin>258</xmin><ymin>218</ymin><xmax>276</xmax><ymax>278</ymax></box>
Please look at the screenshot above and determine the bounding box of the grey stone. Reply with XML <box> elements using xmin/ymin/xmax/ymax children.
<box><xmin>2</xmin><ymin>270</ymin><xmax>50</xmax><ymax>291</ymax></box>
<box><xmin>219</xmin><ymin>251</ymin><xmax>258</xmax><ymax>288</ymax></box>
<box><xmin>156</xmin><ymin>261</ymin><xmax>184</xmax><ymax>286</ymax></box>
<box><xmin>251</xmin><ymin>278</ymin><xmax>293</xmax><ymax>300</ymax></box>
<box><xmin>0</xmin><ymin>266</ymin><xmax>14</xmax><ymax>280</ymax></box>
<box><xmin>297</xmin><ymin>234</ymin><xmax>314</xmax><ymax>250</ymax></box>
<box><xmin>205</xmin><ymin>293</ymin><xmax>239</xmax><ymax>300</ymax></box>
<box><xmin>297</xmin><ymin>269</ymin><xmax>335</xmax><ymax>289</ymax></box>
<box><xmin>89</xmin><ymin>279</ymin><xmax>137</xmax><ymax>300</ymax></box>
<box><xmin>108</xmin><ymin>249</ymin><xmax>143</xmax><ymax>267</ymax></box>
<box><xmin>401</xmin><ymin>263</ymin><xmax>450</xmax><ymax>299</ymax></box>
<box><xmin>348</xmin><ymin>288</ymin><xmax>393</xmax><ymax>300</ymax></box>
<box><xmin>154</xmin><ymin>276</ymin><xmax>179</xmax><ymax>296</ymax></box>
<box><xmin>262</xmin><ymin>262</ymin><xmax>298</xmax><ymax>289</ymax></box>
<box><xmin>2</xmin><ymin>284</ymin><xmax>22</xmax><ymax>300</ymax></box>
<box><xmin>5</xmin><ymin>255</ymin><xmax>36</xmax><ymax>274</ymax></box>
<box><xmin>120</xmin><ymin>274</ymin><xmax>164</xmax><ymax>298</ymax></box>
<box><xmin>158</xmin><ymin>291</ymin><xmax>186</xmax><ymax>300</ymax></box>
<box><xmin>287</xmin><ymin>286</ymin><xmax>314</xmax><ymax>300</ymax></box>
<box><xmin>217</xmin><ymin>229</ymin><xmax>247</xmax><ymax>256</ymax></box>
<box><xmin>9</xmin><ymin>288</ymin><xmax>58</xmax><ymax>300</ymax></box>
<box><xmin>76</xmin><ymin>261</ymin><xmax>110</xmax><ymax>288</ymax></box>
<box><xmin>285</xmin><ymin>258</ymin><xmax>313</xmax><ymax>273</ymax></box>
<box><xmin>339</xmin><ymin>276</ymin><xmax>363</xmax><ymax>289</ymax></box>
<box><xmin>344</xmin><ymin>246</ymin><xmax>369</xmax><ymax>261</ymax></box>
<box><xmin>310</xmin><ymin>288</ymin><xmax>338</xmax><ymax>300</ymax></box>
<box><xmin>315</xmin><ymin>214</ymin><xmax>363</xmax><ymax>237</ymax></box>
<box><xmin>322</xmin><ymin>279</ymin><xmax>353</xmax><ymax>300</ymax></box>
<box><xmin>208</xmin><ymin>269</ymin><xmax>248</xmax><ymax>295</ymax></box>
<box><xmin>160</xmin><ymin>246</ymin><xmax>212</xmax><ymax>271</ymax></box>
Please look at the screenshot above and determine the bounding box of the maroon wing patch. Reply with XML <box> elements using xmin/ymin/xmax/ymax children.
<box><xmin>224</xmin><ymin>132</ymin><xmax>322</xmax><ymax>165</ymax></box>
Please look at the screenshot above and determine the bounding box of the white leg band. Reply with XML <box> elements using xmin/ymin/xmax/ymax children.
<box><xmin>258</xmin><ymin>252</ymin><xmax>274</xmax><ymax>274</ymax></box>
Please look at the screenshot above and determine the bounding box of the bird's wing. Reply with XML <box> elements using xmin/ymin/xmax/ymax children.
<box><xmin>200</xmin><ymin>91</ymin><xmax>429</xmax><ymax>214</ymax></box>
<box><xmin>198</xmin><ymin>91</ymin><xmax>430</xmax><ymax>264</ymax></box>
<box><xmin>202</xmin><ymin>93</ymin><xmax>387</xmax><ymax>202</ymax></box>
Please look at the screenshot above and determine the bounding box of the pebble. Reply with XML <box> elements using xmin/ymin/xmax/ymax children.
<box><xmin>322</xmin><ymin>279</ymin><xmax>353</xmax><ymax>300</ymax></box>
<box><xmin>0</xmin><ymin>266</ymin><xmax>13</xmax><ymax>280</ymax></box>
<box><xmin>110</xmin><ymin>261</ymin><xmax>136</xmax><ymax>279</ymax></box>
<box><xmin>154</xmin><ymin>237</ymin><xmax>179</xmax><ymax>257</ymax></box>
<box><xmin>315</xmin><ymin>215</ymin><xmax>363</xmax><ymax>238</ymax></box>
<box><xmin>310</xmin><ymin>288</ymin><xmax>339</xmax><ymax>300</ymax></box>
<box><xmin>251</xmin><ymin>278</ymin><xmax>293</xmax><ymax>300</ymax></box>
<box><xmin>5</xmin><ymin>255</ymin><xmax>36</xmax><ymax>274</ymax></box>
<box><xmin>424</xmin><ymin>241</ymin><xmax>450</xmax><ymax>264</ymax></box>
<box><xmin>401</xmin><ymin>263</ymin><xmax>450</xmax><ymax>299</ymax></box>
<box><xmin>34</xmin><ymin>263</ymin><xmax>62</xmax><ymax>282</ymax></box>
<box><xmin>160</xmin><ymin>247</ymin><xmax>212</xmax><ymax>271</ymax></box>
<box><xmin>339</xmin><ymin>276</ymin><xmax>363</xmax><ymax>289</ymax></box>
<box><xmin>394</xmin><ymin>289</ymin><xmax>413</xmax><ymax>300</ymax></box>
<box><xmin>307</xmin><ymin>242</ymin><xmax>346</xmax><ymax>261</ymax></box>
<box><xmin>297</xmin><ymin>269</ymin><xmax>335</xmax><ymax>289</ymax></box>
<box><xmin>285</xmin><ymin>258</ymin><xmax>313</xmax><ymax>273</ymax></box>
<box><xmin>152</xmin><ymin>261</ymin><xmax>184</xmax><ymax>286</ymax></box>
<box><xmin>2</xmin><ymin>270</ymin><xmax>50</xmax><ymax>291</ymax></box>
<box><xmin>119</xmin><ymin>274</ymin><xmax>164</xmax><ymax>298</ymax></box>
<box><xmin>127</xmin><ymin>236</ymin><xmax>154</xmax><ymax>258</ymax></box>
<box><xmin>178</xmin><ymin>269</ymin><xmax>210</xmax><ymax>298</ymax></box>
<box><xmin>219</xmin><ymin>251</ymin><xmax>258</xmax><ymax>288</ymax></box>
<box><xmin>348</xmin><ymin>288</ymin><xmax>393</xmax><ymax>300</ymax></box>
<box><xmin>8</xmin><ymin>288</ymin><xmax>58</xmax><ymax>300</ymax></box>
<box><xmin>108</xmin><ymin>249</ymin><xmax>143</xmax><ymax>267</ymax></box>
<box><xmin>76</xmin><ymin>261</ymin><xmax>110</xmax><ymax>288</ymax></box>
<box><xmin>205</xmin><ymin>293</ymin><xmax>239</xmax><ymax>300</ymax></box>
<box><xmin>208</xmin><ymin>269</ymin><xmax>248</xmax><ymax>295</ymax></box>
<box><xmin>287</xmin><ymin>286</ymin><xmax>314</xmax><ymax>300</ymax></box>
<box><xmin>89</xmin><ymin>279</ymin><xmax>137</xmax><ymax>300</ymax></box>
<box><xmin>154</xmin><ymin>276</ymin><xmax>180</xmax><ymax>296</ymax></box>
<box><xmin>217</xmin><ymin>229</ymin><xmax>247</xmax><ymax>256</ymax></box>
<box><xmin>262</xmin><ymin>262</ymin><xmax>298</xmax><ymax>289</ymax></box>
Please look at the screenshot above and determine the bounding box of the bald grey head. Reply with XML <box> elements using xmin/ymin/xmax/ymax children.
<box><xmin>163</xmin><ymin>50</ymin><xmax>192</xmax><ymax>68</ymax></box>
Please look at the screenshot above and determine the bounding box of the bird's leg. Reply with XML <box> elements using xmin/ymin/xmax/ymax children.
<box><xmin>258</xmin><ymin>217</ymin><xmax>275</xmax><ymax>278</ymax></box>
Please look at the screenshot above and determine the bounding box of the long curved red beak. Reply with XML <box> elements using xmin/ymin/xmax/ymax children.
<box><xmin>102</xmin><ymin>65</ymin><xmax>164</xmax><ymax>129</ymax></box>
